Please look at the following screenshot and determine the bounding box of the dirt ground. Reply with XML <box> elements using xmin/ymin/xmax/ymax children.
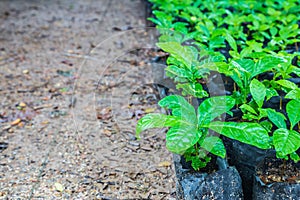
<box><xmin>0</xmin><ymin>0</ymin><xmax>175</xmax><ymax>199</ymax></box>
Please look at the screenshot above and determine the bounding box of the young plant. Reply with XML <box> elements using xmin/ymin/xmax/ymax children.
<box><xmin>156</xmin><ymin>41</ymin><xmax>210</xmax><ymax>98</ymax></box>
<box><xmin>136</xmin><ymin>95</ymin><xmax>234</xmax><ymax>170</ymax></box>
<box><xmin>240</xmin><ymin>78</ymin><xmax>269</xmax><ymax>122</ymax></box>
<box><xmin>235</xmin><ymin>79</ymin><xmax>300</xmax><ymax>162</ymax></box>
<box><xmin>266</xmin><ymin>100</ymin><xmax>300</xmax><ymax>162</ymax></box>
<box><xmin>136</xmin><ymin>95</ymin><xmax>271</xmax><ymax>170</ymax></box>
<box><xmin>228</xmin><ymin>55</ymin><xmax>287</xmax><ymax>104</ymax></box>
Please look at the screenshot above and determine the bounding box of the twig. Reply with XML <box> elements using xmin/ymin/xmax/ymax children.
<box><xmin>33</xmin><ymin>104</ymin><xmax>52</xmax><ymax>110</ymax></box>
<box><xmin>62</xmin><ymin>52</ymin><xmax>98</xmax><ymax>61</ymax></box>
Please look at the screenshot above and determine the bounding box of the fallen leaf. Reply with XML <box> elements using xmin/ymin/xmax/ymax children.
<box><xmin>97</xmin><ymin>107</ymin><xmax>112</xmax><ymax>120</ymax></box>
<box><xmin>11</xmin><ymin>118</ymin><xmax>21</xmax><ymax>126</ymax></box>
<box><xmin>158</xmin><ymin>161</ymin><xmax>171</xmax><ymax>167</ymax></box>
<box><xmin>144</xmin><ymin>108</ymin><xmax>156</xmax><ymax>113</ymax></box>
<box><xmin>54</xmin><ymin>182</ymin><xmax>64</xmax><ymax>192</ymax></box>
<box><xmin>102</xmin><ymin>129</ymin><xmax>112</xmax><ymax>137</ymax></box>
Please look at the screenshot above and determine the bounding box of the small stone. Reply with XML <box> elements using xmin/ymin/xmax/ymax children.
<box><xmin>128</xmin><ymin>141</ymin><xmax>140</xmax><ymax>147</ymax></box>
<box><xmin>22</xmin><ymin>69</ymin><xmax>29</xmax><ymax>74</ymax></box>
<box><xmin>8</xmin><ymin>128</ymin><xmax>14</xmax><ymax>133</ymax></box>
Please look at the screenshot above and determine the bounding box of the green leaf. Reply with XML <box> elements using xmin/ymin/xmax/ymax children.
<box><xmin>273</xmin><ymin>128</ymin><xmax>300</xmax><ymax>156</ymax></box>
<box><xmin>230</xmin><ymin>59</ymin><xmax>252</xmax><ymax>89</ymax></box>
<box><xmin>198</xmin><ymin>62</ymin><xmax>233</xmax><ymax>76</ymax></box>
<box><xmin>232</xmin><ymin>59</ymin><xmax>252</xmax><ymax>73</ymax></box>
<box><xmin>136</xmin><ymin>113</ymin><xmax>181</xmax><ymax>138</ymax></box>
<box><xmin>225</xmin><ymin>32</ymin><xmax>237</xmax><ymax>52</ymax></box>
<box><xmin>290</xmin><ymin>66</ymin><xmax>300</xmax><ymax>77</ymax></box>
<box><xmin>165</xmin><ymin>65</ymin><xmax>192</xmax><ymax>78</ymax></box>
<box><xmin>207</xmin><ymin>121</ymin><xmax>271</xmax><ymax>149</ymax></box>
<box><xmin>200</xmin><ymin>136</ymin><xmax>226</xmax><ymax>158</ymax></box>
<box><xmin>157</xmin><ymin>42</ymin><xmax>198</xmax><ymax>69</ymax></box>
<box><xmin>266</xmin><ymin>109</ymin><xmax>287</xmax><ymax>129</ymax></box>
<box><xmin>285</xmin><ymin>88</ymin><xmax>300</xmax><ymax>99</ymax></box>
<box><xmin>260</xmin><ymin>120</ymin><xmax>273</xmax><ymax>132</ymax></box>
<box><xmin>166</xmin><ymin>125</ymin><xmax>200</xmax><ymax>154</ymax></box>
<box><xmin>290</xmin><ymin>152</ymin><xmax>300</xmax><ymax>162</ymax></box>
<box><xmin>266</xmin><ymin>88</ymin><xmax>279</xmax><ymax>101</ymax></box>
<box><xmin>240</xmin><ymin>104</ymin><xmax>257</xmax><ymax>115</ymax></box>
<box><xmin>286</xmin><ymin>99</ymin><xmax>300</xmax><ymax>129</ymax></box>
<box><xmin>276</xmin><ymin>80</ymin><xmax>297</xmax><ymax>90</ymax></box>
<box><xmin>258</xmin><ymin>108</ymin><xmax>268</xmax><ymax>119</ymax></box>
<box><xmin>176</xmin><ymin>83</ymin><xmax>208</xmax><ymax>98</ymax></box>
<box><xmin>252</xmin><ymin>56</ymin><xmax>286</xmax><ymax>78</ymax></box>
<box><xmin>270</xmin><ymin>27</ymin><xmax>278</xmax><ymax>36</ymax></box>
<box><xmin>158</xmin><ymin>95</ymin><xmax>197</xmax><ymax>124</ymax></box>
<box><xmin>250</xmin><ymin>79</ymin><xmax>266</xmax><ymax>108</ymax></box>
<box><xmin>198</xmin><ymin>96</ymin><xmax>235</xmax><ymax>126</ymax></box>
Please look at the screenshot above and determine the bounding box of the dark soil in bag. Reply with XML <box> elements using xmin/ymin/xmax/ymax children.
<box><xmin>173</xmin><ymin>154</ymin><xmax>244</xmax><ymax>200</ymax></box>
<box><xmin>253</xmin><ymin>157</ymin><xmax>300</xmax><ymax>200</ymax></box>
<box><xmin>223</xmin><ymin>139</ymin><xmax>275</xmax><ymax>200</ymax></box>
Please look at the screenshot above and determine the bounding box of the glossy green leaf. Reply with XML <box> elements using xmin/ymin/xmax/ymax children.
<box><xmin>176</xmin><ymin>83</ymin><xmax>208</xmax><ymax>98</ymax></box>
<box><xmin>230</xmin><ymin>60</ymin><xmax>251</xmax><ymax>89</ymax></box>
<box><xmin>165</xmin><ymin>65</ymin><xmax>192</xmax><ymax>78</ymax></box>
<box><xmin>260</xmin><ymin>120</ymin><xmax>273</xmax><ymax>132</ymax></box>
<box><xmin>266</xmin><ymin>88</ymin><xmax>279</xmax><ymax>101</ymax></box>
<box><xmin>257</xmin><ymin>108</ymin><xmax>268</xmax><ymax>119</ymax></box>
<box><xmin>252</xmin><ymin>56</ymin><xmax>286</xmax><ymax>77</ymax></box>
<box><xmin>290</xmin><ymin>152</ymin><xmax>300</xmax><ymax>162</ymax></box>
<box><xmin>240</xmin><ymin>104</ymin><xmax>257</xmax><ymax>115</ymax></box>
<box><xmin>285</xmin><ymin>88</ymin><xmax>300</xmax><ymax>99</ymax></box>
<box><xmin>198</xmin><ymin>96</ymin><xmax>235</xmax><ymax>126</ymax></box>
<box><xmin>157</xmin><ymin>42</ymin><xmax>197</xmax><ymax>69</ymax></box>
<box><xmin>158</xmin><ymin>95</ymin><xmax>197</xmax><ymax>124</ymax></box>
<box><xmin>273</xmin><ymin>128</ymin><xmax>300</xmax><ymax>156</ymax></box>
<box><xmin>225</xmin><ymin>32</ymin><xmax>237</xmax><ymax>52</ymax></box>
<box><xmin>250</xmin><ymin>79</ymin><xmax>266</xmax><ymax>108</ymax></box>
<box><xmin>200</xmin><ymin>136</ymin><xmax>226</xmax><ymax>158</ymax></box>
<box><xmin>286</xmin><ymin>99</ymin><xmax>300</xmax><ymax>129</ymax></box>
<box><xmin>270</xmin><ymin>27</ymin><xmax>278</xmax><ymax>36</ymax></box>
<box><xmin>276</xmin><ymin>80</ymin><xmax>297</xmax><ymax>89</ymax></box>
<box><xmin>166</xmin><ymin>125</ymin><xmax>200</xmax><ymax>154</ymax></box>
<box><xmin>136</xmin><ymin>113</ymin><xmax>181</xmax><ymax>138</ymax></box>
<box><xmin>231</xmin><ymin>59</ymin><xmax>252</xmax><ymax>74</ymax></box>
<box><xmin>207</xmin><ymin>121</ymin><xmax>271</xmax><ymax>149</ymax></box>
<box><xmin>198</xmin><ymin>62</ymin><xmax>233</xmax><ymax>76</ymax></box>
<box><xmin>266</xmin><ymin>109</ymin><xmax>287</xmax><ymax>129</ymax></box>
<box><xmin>290</xmin><ymin>66</ymin><xmax>300</xmax><ymax>77</ymax></box>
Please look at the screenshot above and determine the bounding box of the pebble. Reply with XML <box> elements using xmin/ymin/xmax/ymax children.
<box><xmin>128</xmin><ymin>141</ymin><xmax>140</xmax><ymax>147</ymax></box>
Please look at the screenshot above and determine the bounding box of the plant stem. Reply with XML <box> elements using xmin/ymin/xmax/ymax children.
<box><xmin>279</xmin><ymin>96</ymin><xmax>282</xmax><ymax>110</ymax></box>
<box><xmin>188</xmin><ymin>95</ymin><xmax>192</xmax><ymax>104</ymax></box>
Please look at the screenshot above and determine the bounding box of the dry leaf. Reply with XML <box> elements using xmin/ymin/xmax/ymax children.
<box><xmin>11</xmin><ymin>118</ymin><xmax>21</xmax><ymax>126</ymax></box>
<box><xmin>144</xmin><ymin>108</ymin><xmax>156</xmax><ymax>113</ymax></box>
<box><xmin>97</xmin><ymin>107</ymin><xmax>112</xmax><ymax>120</ymax></box>
<box><xmin>102</xmin><ymin>129</ymin><xmax>112</xmax><ymax>137</ymax></box>
<box><xmin>158</xmin><ymin>161</ymin><xmax>171</xmax><ymax>167</ymax></box>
